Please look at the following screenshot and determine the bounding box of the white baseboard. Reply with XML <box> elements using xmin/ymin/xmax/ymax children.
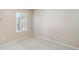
<box><xmin>0</xmin><ymin>34</ymin><xmax>33</xmax><ymax>47</ymax></box>
<box><xmin>0</xmin><ymin>34</ymin><xmax>79</xmax><ymax>50</ymax></box>
<box><xmin>34</xmin><ymin>35</ymin><xmax>79</xmax><ymax>50</ymax></box>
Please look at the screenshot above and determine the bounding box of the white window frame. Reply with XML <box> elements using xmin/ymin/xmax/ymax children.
<box><xmin>16</xmin><ymin>12</ymin><xmax>27</xmax><ymax>32</ymax></box>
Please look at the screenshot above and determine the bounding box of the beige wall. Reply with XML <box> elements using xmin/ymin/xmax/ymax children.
<box><xmin>0</xmin><ymin>9</ymin><xmax>79</xmax><ymax>48</ymax></box>
<box><xmin>33</xmin><ymin>9</ymin><xmax>79</xmax><ymax>48</ymax></box>
<box><xmin>0</xmin><ymin>9</ymin><xmax>33</xmax><ymax>44</ymax></box>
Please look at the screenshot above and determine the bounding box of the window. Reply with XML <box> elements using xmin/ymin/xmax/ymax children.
<box><xmin>16</xmin><ymin>12</ymin><xmax>27</xmax><ymax>32</ymax></box>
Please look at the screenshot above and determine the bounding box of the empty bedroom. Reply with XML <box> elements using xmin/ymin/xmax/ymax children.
<box><xmin>0</xmin><ymin>9</ymin><xmax>79</xmax><ymax>50</ymax></box>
